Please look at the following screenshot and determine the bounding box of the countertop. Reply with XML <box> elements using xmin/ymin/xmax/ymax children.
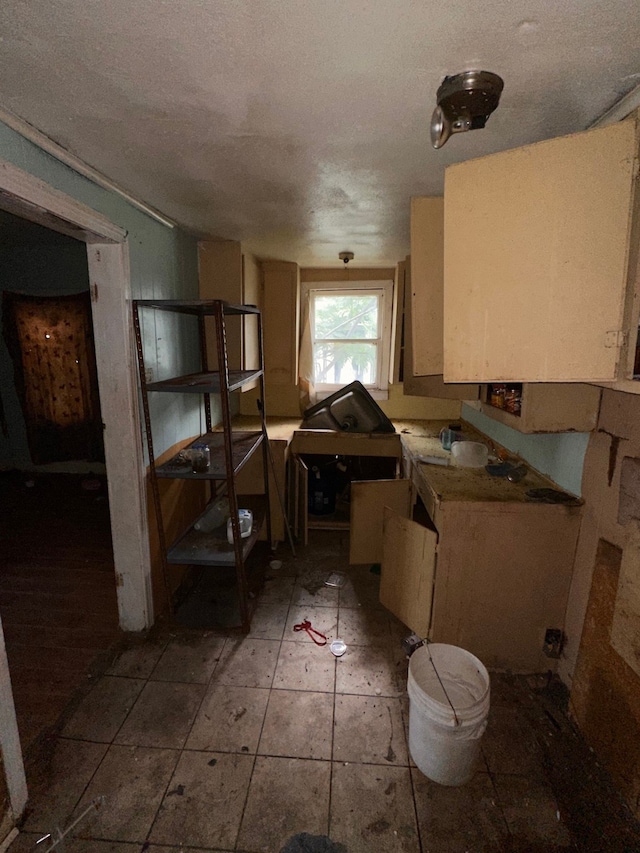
<box><xmin>225</xmin><ymin>415</ymin><xmax>579</xmax><ymax>505</ymax></box>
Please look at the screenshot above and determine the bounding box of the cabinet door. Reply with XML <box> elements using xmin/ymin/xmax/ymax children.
<box><xmin>290</xmin><ymin>454</ymin><xmax>308</xmax><ymax>547</ymax></box>
<box><xmin>405</xmin><ymin>218</ymin><xmax>479</xmax><ymax>399</ymax></box>
<box><xmin>443</xmin><ymin>119</ymin><xmax>639</xmax><ymax>383</ymax></box>
<box><xmin>380</xmin><ymin>507</ymin><xmax>437</xmax><ymax>638</ymax></box>
<box><xmin>349</xmin><ymin>479</ymin><xmax>412</xmax><ymax>564</ymax></box>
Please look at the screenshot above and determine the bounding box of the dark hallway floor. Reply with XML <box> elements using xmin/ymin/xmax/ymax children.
<box><xmin>6</xmin><ymin>529</ymin><xmax>640</xmax><ymax>852</ymax></box>
<box><xmin>0</xmin><ymin>471</ymin><xmax>121</xmax><ymax>753</ymax></box>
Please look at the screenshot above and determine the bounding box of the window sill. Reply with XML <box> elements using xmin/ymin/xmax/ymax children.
<box><xmin>315</xmin><ymin>387</ymin><xmax>389</xmax><ymax>402</ymax></box>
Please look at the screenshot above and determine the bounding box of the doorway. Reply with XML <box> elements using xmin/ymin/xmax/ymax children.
<box><xmin>0</xmin><ymin>156</ymin><xmax>153</xmax><ymax>829</ymax></box>
<box><xmin>0</xmin><ymin>211</ymin><xmax>120</xmax><ymax>753</ymax></box>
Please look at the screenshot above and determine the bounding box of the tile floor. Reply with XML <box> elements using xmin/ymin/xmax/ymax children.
<box><xmin>10</xmin><ymin>531</ymin><xmax>640</xmax><ymax>853</ymax></box>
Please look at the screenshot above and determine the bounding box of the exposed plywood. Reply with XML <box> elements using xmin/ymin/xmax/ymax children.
<box><xmin>611</xmin><ymin>520</ymin><xmax>640</xmax><ymax>676</ymax></box>
<box><xmin>619</xmin><ymin>457</ymin><xmax>640</xmax><ymax>526</ymax></box>
<box><xmin>443</xmin><ymin>119</ymin><xmax>638</xmax><ymax>382</ymax></box>
<box><xmin>349</xmin><ymin>479</ymin><xmax>412</xmax><ymax>564</ymax></box>
<box><xmin>571</xmin><ymin>539</ymin><xmax>640</xmax><ymax>820</ymax></box>
<box><xmin>380</xmin><ymin>507</ymin><xmax>437</xmax><ymax>638</ymax></box>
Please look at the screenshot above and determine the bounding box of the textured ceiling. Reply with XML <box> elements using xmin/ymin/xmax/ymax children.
<box><xmin>0</xmin><ymin>1</ymin><xmax>639</xmax><ymax>265</ymax></box>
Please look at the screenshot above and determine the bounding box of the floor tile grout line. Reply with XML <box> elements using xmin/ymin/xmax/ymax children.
<box><xmin>234</xmin><ymin>576</ymin><xmax>294</xmax><ymax>851</ymax></box>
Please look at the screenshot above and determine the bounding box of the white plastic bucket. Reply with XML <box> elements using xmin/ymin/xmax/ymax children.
<box><xmin>407</xmin><ymin>643</ymin><xmax>490</xmax><ymax>786</ymax></box>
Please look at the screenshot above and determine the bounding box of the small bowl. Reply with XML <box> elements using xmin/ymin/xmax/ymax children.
<box><xmin>330</xmin><ymin>639</ymin><xmax>347</xmax><ymax>657</ymax></box>
<box><xmin>269</xmin><ymin>559</ymin><xmax>283</xmax><ymax>571</ymax></box>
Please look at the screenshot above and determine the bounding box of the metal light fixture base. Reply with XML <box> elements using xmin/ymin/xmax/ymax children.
<box><xmin>430</xmin><ymin>70</ymin><xmax>504</xmax><ymax>149</ymax></box>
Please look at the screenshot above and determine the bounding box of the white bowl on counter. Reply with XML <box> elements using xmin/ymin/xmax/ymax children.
<box><xmin>450</xmin><ymin>441</ymin><xmax>489</xmax><ymax>468</ymax></box>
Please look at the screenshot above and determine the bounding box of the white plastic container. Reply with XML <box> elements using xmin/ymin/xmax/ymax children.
<box><xmin>226</xmin><ymin>509</ymin><xmax>253</xmax><ymax>544</ymax></box>
<box><xmin>450</xmin><ymin>440</ymin><xmax>489</xmax><ymax>468</ymax></box>
<box><xmin>407</xmin><ymin>643</ymin><xmax>490</xmax><ymax>786</ymax></box>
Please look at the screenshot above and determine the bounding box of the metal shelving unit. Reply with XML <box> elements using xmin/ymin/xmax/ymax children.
<box><xmin>132</xmin><ymin>299</ymin><xmax>272</xmax><ymax>632</ymax></box>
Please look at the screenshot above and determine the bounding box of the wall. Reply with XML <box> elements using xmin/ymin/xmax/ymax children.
<box><xmin>249</xmin><ymin>265</ymin><xmax>461</xmax><ymax>422</ymax></box>
<box><xmin>562</xmin><ymin>389</ymin><xmax>640</xmax><ymax>818</ymax></box>
<box><xmin>0</xmin><ymin>119</ymin><xmax>204</xmax><ymax>462</ymax></box>
<box><xmin>461</xmin><ymin>403</ymin><xmax>589</xmax><ymax>496</ymax></box>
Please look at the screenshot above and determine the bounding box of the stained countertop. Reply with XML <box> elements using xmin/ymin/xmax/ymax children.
<box><xmin>226</xmin><ymin>415</ymin><xmax>580</xmax><ymax>506</ymax></box>
<box><xmin>396</xmin><ymin>420</ymin><xmax>580</xmax><ymax>505</ymax></box>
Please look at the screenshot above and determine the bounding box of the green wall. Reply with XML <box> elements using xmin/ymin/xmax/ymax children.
<box><xmin>0</xmin><ymin>120</ymin><xmax>225</xmax><ymax>467</ymax></box>
<box><xmin>461</xmin><ymin>403</ymin><xmax>588</xmax><ymax>496</ymax></box>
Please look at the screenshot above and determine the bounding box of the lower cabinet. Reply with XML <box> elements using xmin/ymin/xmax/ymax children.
<box><xmin>351</xmin><ymin>475</ymin><xmax>582</xmax><ymax>673</ymax></box>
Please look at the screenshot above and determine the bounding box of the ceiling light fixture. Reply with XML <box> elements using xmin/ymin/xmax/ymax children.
<box><xmin>430</xmin><ymin>70</ymin><xmax>504</xmax><ymax>149</ymax></box>
<box><xmin>339</xmin><ymin>251</ymin><xmax>354</xmax><ymax>264</ymax></box>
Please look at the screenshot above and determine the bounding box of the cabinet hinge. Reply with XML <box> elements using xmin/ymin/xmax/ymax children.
<box><xmin>604</xmin><ymin>330</ymin><xmax>627</xmax><ymax>348</ymax></box>
<box><xmin>90</xmin><ymin>282</ymin><xmax>99</xmax><ymax>302</ymax></box>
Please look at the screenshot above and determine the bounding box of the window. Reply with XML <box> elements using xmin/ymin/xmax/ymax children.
<box><xmin>304</xmin><ymin>280</ymin><xmax>393</xmax><ymax>398</ymax></box>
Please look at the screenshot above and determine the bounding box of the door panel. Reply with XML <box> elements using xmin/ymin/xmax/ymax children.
<box><xmin>380</xmin><ymin>507</ymin><xmax>437</xmax><ymax>637</ymax></box>
<box><xmin>349</xmin><ymin>479</ymin><xmax>412</xmax><ymax>564</ymax></box>
<box><xmin>443</xmin><ymin>120</ymin><xmax>637</xmax><ymax>382</ymax></box>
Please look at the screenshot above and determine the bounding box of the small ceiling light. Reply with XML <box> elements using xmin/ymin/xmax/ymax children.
<box><xmin>339</xmin><ymin>251</ymin><xmax>354</xmax><ymax>265</ymax></box>
<box><xmin>430</xmin><ymin>70</ymin><xmax>504</xmax><ymax>149</ymax></box>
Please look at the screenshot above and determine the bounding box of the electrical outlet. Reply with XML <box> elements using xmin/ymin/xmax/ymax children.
<box><xmin>543</xmin><ymin>628</ymin><xmax>564</xmax><ymax>659</ymax></box>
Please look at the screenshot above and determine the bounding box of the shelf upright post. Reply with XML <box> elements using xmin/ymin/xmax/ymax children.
<box><xmin>197</xmin><ymin>310</ymin><xmax>213</xmax><ymax>434</ymax></box>
<box><xmin>213</xmin><ymin>301</ymin><xmax>251</xmax><ymax>632</ymax></box>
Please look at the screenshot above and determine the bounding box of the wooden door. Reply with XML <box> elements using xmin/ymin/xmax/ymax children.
<box><xmin>443</xmin><ymin>119</ymin><xmax>639</xmax><ymax>383</ymax></box>
<box><xmin>380</xmin><ymin>507</ymin><xmax>438</xmax><ymax>637</ymax></box>
<box><xmin>289</xmin><ymin>454</ymin><xmax>309</xmax><ymax>547</ymax></box>
<box><xmin>349</xmin><ymin>479</ymin><xmax>412</xmax><ymax>564</ymax></box>
<box><xmin>403</xmin><ymin>237</ymin><xmax>478</xmax><ymax>399</ymax></box>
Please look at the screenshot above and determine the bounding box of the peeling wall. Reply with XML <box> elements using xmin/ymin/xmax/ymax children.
<box><xmin>563</xmin><ymin>389</ymin><xmax>640</xmax><ymax>818</ymax></box>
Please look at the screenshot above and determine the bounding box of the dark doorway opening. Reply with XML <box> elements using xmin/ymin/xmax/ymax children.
<box><xmin>0</xmin><ymin>211</ymin><xmax>120</xmax><ymax>754</ymax></box>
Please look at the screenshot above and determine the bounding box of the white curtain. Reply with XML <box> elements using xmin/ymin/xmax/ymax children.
<box><xmin>298</xmin><ymin>291</ymin><xmax>316</xmax><ymax>412</ymax></box>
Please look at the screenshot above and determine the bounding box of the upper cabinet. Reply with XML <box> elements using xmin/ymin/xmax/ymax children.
<box><xmin>442</xmin><ymin>116</ymin><xmax>640</xmax><ymax>387</ymax></box>
<box><xmin>408</xmin><ymin>198</ymin><xmax>479</xmax><ymax>400</ymax></box>
<box><xmin>198</xmin><ymin>241</ymin><xmax>260</xmax><ymax>389</ymax></box>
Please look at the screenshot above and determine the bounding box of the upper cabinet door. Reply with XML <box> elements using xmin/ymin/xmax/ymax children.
<box><xmin>408</xmin><ymin>200</ymin><xmax>479</xmax><ymax>400</ymax></box>
<box><xmin>443</xmin><ymin>118</ymin><xmax>640</xmax><ymax>383</ymax></box>
<box><xmin>411</xmin><ymin>197</ymin><xmax>445</xmax><ymax>375</ymax></box>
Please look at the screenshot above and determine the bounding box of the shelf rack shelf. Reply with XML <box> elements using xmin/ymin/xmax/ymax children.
<box><xmin>132</xmin><ymin>298</ymin><xmax>272</xmax><ymax>632</ymax></box>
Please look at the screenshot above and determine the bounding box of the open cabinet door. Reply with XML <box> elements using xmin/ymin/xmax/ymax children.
<box><xmin>291</xmin><ymin>455</ymin><xmax>308</xmax><ymax>547</ymax></box>
<box><xmin>349</xmin><ymin>479</ymin><xmax>412</xmax><ymax>564</ymax></box>
<box><xmin>380</xmin><ymin>506</ymin><xmax>437</xmax><ymax>638</ymax></box>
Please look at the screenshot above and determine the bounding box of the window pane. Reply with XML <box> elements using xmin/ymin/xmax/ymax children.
<box><xmin>313</xmin><ymin>341</ymin><xmax>377</xmax><ymax>385</ymax></box>
<box><xmin>314</xmin><ymin>295</ymin><xmax>379</xmax><ymax>340</ymax></box>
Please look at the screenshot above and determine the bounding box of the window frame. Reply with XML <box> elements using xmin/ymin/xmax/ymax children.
<box><xmin>302</xmin><ymin>279</ymin><xmax>394</xmax><ymax>400</ymax></box>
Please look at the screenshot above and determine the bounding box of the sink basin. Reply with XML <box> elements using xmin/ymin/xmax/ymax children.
<box><xmin>302</xmin><ymin>381</ymin><xmax>395</xmax><ymax>433</ymax></box>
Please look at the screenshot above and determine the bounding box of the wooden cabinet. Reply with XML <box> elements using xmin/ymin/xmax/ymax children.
<box><xmin>262</xmin><ymin>260</ymin><xmax>300</xmax><ymax>385</ymax></box>
<box><xmin>288</xmin><ymin>429</ymin><xmax>402</xmax><ymax>545</ymax></box>
<box><xmin>443</xmin><ymin>116</ymin><xmax>640</xmax><ymax>387</ymax></box>
<box><xmin>470</xmin><ymin>382</ymin><xmax>601</xmax><ymax>433</ymax></box>
<box><xmin>198</xmin><ymin>241</ymin><xmax>260</xmax><ymax>389</ymax></box>
<box><xmin>352</xmin><ymin>432</ymin><xmax>583</xmax><ymax>672</ymax></box>
<box><xmin>410</xmin><ymin>196</ymin><xmax>601</xmax><ymax>430</ymax></box>
<box><xmin>407</xmin><ymin>200</ymin><xmax>479</xmax><ymax>400</ymax></box>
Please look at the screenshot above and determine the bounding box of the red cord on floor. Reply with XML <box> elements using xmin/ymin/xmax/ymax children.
<box><xmin>293</xmin><ymin>619</ymin><xmax>327</xmax><ymax>645</ymax></box>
